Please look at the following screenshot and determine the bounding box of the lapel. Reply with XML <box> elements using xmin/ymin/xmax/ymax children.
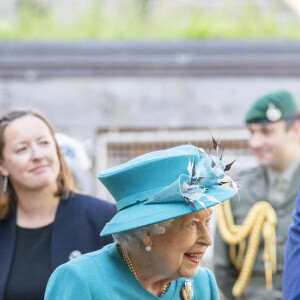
<box><xmin>50</xmin><ymin>195</ymin><xmax>79</xmax><ymax>270</ymax></box>
<box><xmin>246</xmin><ymin>167</ymin><xmax>268</xmax><ymax>204</ymax></box>
<box><xmin>246</xmin><ymin>163</ymin><xmax>300</xmax><ymax>208</ymax></box>
<box><xmin>0</xmin><ymin>212</ymin><xmax>16</xmax><ymax>300</ymax></box>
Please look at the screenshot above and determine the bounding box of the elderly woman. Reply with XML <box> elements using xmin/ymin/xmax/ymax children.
<box><xmin>45</xmin><ymin>144</ymin><xmax>237</xmax><ymax>299</ymax></box>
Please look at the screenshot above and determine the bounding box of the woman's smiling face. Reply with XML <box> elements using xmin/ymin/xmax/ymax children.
<box><xmin>0</xmin><ymin>115</ymin><xmax>60</xmax><ymax>193</ymax></box>
<box><xmin>149</xmin><ymin>208</ymin><xmax>213</xmax><ymax>280</ymax></box>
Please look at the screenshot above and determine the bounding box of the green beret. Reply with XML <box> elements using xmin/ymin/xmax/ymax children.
<box><xmin>245</xmin><ymin>90</ymin><xmax>298</xmax><ymax>123</ymax></box>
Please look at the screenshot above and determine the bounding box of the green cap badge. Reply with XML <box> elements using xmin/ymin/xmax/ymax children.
<box><xmin>245</xmin><ymin>90</ymin><xmax>298</xmax><ymax>123</ymax></box>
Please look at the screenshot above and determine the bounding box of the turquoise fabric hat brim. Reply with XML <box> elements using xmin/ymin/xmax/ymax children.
<box><xmin>98</xmin><ymin>144</ymin><xmax>238</xmax><ymax>236</ymax></box>
<box><xmin>100</xmin><ymin>184</ymin><xmax>235</xmax><ymax>236</ymax></box>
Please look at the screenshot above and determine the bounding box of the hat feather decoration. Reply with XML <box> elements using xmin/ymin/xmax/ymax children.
<box><xmin>145</xmin><ymin>138</ymin><xmax>238</xmax><ymax>211</ymax></box>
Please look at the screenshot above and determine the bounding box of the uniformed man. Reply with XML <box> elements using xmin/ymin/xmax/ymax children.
<box><xmin>214</xmin><ymin>90</ymin><xmax>300</xmax><ymax>300</ymax></box>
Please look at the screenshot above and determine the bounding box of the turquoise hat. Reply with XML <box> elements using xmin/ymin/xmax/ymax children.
<box><xmin>98</xmin><ymin>144</ymin><xmax>237</xmax><ymax>236</ymax></box>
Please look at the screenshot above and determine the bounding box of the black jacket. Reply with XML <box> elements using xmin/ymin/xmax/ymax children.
<box><xmin>0</xmin><ymin>193</ymin><xmax>117</xmax><ymax>300</ymax></box>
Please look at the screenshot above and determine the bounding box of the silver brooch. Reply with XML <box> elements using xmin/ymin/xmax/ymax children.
<box><xmin>266</xmin><ymin>103</ymin><xmax>281</xmax><ymax>122</ymax></box>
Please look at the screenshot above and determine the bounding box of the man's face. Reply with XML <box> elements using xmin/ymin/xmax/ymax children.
<box><xmin>248</xmin><ymin>120</ymin><xmax>299</xmax><ymax>171</ymax></box>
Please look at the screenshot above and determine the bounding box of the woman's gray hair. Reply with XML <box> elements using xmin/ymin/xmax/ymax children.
<box><xmin>113</xmin><ymin>219</ymin><xmax>173</xmax><ymax>251</ymax></box>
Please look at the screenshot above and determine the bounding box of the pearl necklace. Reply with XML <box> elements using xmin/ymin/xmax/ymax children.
<box><xmin>121</xmin><ymin>247</ymin><xmax>170</xmax><ymax>297</ymax></box>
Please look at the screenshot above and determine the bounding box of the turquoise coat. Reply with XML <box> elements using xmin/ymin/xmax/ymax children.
<box><xmin>214</xmin><ymin>166</ymin><xmax>300</xmax><ymax>300</ymax></box>
<box><xmin>45</xmin><ymin>243</ymin><xmax>219</xmax><ymax>300</ymax></box>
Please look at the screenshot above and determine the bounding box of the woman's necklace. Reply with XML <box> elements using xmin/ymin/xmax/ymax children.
<box><xmin>121</xmin><ymin>247</ymin><xmax>170</xmax><ymax>297</ymax></box>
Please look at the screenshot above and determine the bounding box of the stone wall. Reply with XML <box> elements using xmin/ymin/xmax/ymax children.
<box><xmin>1</xmin><ymin>77</ymin><xmax>300</xmax><ymax>140</ymax></box>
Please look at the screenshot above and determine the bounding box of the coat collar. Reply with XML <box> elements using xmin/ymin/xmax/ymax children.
<box><xmin>245</xmin><ymin>167</ymin><xmax>268</xmax><ymax>204</ymax></box>
<box><xmin>247</xmin><ymin>163</ymin><xmax>300</xmax><ymax>208</ymax></box>
<box><xmin>50</xmin><ymin>195</ymin><xmax>79</xmax><ymax>268</ymax></box>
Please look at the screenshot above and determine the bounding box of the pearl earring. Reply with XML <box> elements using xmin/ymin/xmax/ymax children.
<box><xmin>145</xmin><ymin>245</ymin><xmax>151</xmax><ymax>252</ymax></box>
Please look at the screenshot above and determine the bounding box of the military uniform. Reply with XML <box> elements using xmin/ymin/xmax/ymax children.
<box><xmin>214</xmin><ymin>90</ymin><xmax>300</xmax><ymax>300</ymax></box>
<box><xmin>214</xmin><ymin>164</ymin><xmax>300</xmax><ymax>299</ymax></box>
